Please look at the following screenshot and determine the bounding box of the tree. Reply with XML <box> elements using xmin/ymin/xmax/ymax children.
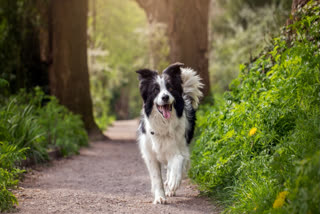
<box><xmin>136</xmin><ymin>0</ymin><xmax>211</xmax><ymax>97</ymax></box>
<box><xmin>49</xmin><ymin>0</ymin><xmax>104</xmax><ymax>139</ymax></box>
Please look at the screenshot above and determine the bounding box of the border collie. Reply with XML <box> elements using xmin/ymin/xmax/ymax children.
<box><xmin>136</xmin><ymin>62</ymin><xmax>203</xmax><ymax>204</ymax></box>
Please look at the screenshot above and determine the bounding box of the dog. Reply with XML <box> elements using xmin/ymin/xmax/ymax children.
<box><xmin>136</xmin><ymin>62</ymin><xmax>203</xmax><ymax>204</ymax></box>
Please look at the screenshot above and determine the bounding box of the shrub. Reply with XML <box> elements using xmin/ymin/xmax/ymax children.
<box><xmin>0</xmin><ymin>142</ymin><xmax>27</xmax><ymax>212</ymax></box>
<box><xmin>1</xmin><ymin>99</ymin><xmax>47</xmax><ymax>162</ymax></box>
<box><xmin>37</xmin><ymin>96</ymin><xmax>88</xmax><ymax>156</ymax></box>
<box><xmin>0</xmin><ymin>85</ymin><xmax>88</xmax><ymax>211</ymax></box>
<box><xmin>190</xmin><ymin>2</ymin><xmax>320</xmax><ymax>213</ymax></box>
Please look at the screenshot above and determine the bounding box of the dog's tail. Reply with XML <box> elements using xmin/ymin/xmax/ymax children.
<box><xmin>181</xmin><ymin>68</ymin><xmax>204</xmax><ymax>109</ymax></box>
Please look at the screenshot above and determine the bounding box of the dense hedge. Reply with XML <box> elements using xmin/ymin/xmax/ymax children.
<box><xmin>190</xmin><ymin>2</ymin><xmax>320</xmax><ymax>213</ymax></box>
<box><xmin>0</xmin><ymin>86</ymin><xmax>88</xmax><ymax>212</ymax></box>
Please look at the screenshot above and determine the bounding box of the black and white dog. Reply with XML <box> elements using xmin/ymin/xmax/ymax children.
<box><xmin>136</xmin><ymin>62</ymin><xmax>203</xmax><ymax>204</ymax></box>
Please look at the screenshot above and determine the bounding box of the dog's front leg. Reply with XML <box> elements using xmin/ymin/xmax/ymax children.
<box><xmin>144</xmin><ymin>156</ymin><xmax>166</xmax><ymax>204</ymax></box>
<box><xmin>166</xmin><ymin>155</ymin><xmax>184</xmax><ymax>196</ymax></box>
<box><xmin>149</xmin><ymin>159</ymin><xmax>166</xmax><ymax>204</ymax></box>
<box><xmin>165</xmin><ymin>167</ymin><xmax>175</xmax><ymax>197</ymax></box>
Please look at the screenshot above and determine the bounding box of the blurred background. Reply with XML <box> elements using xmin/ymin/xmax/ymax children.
<box><xmin>0</xmin><ymin>0</ymin><xmax>292</xmax><ymax>130</ymax></box>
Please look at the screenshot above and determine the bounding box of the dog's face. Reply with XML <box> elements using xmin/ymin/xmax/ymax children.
<box><xmin>136</xmin><ymin>63</ymin><xmax>185</xmax><ymax>119</ymax></box>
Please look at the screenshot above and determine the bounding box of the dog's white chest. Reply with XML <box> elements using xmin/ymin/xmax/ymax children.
<box><xmin>145</xmin><ymin>108</ymin><xmax>188</xmax><ymax>164</ymax></box>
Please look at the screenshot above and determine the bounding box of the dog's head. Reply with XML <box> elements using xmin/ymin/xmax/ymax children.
<box><xmin>136</xmin><ymin>62</ymin><xmax>185</xmax><ymax>119</ymax></box>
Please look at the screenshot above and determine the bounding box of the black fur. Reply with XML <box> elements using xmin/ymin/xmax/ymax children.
<box><xmin>136</xmin><ymin>69</ymin><xmax>159</xmax><ymax>117</ymax></box>
<box><xmin>139</xmin><ymin>115</ymin><xmax>146</xmax><ymax>134</ymax></box>
<box><xmin>185</xmin><ymin>100</ymin><xmax>196</xmax><ymax>144</ymax></box>
<box><xmin>162</xmin><ymin>62</ymin><xmax>184</xmax><ymax>76</ymax></box>
<box><xmin>163</xmin><ymin>63</ymin><xmax>184</xmax><ymax>118</ymax></box>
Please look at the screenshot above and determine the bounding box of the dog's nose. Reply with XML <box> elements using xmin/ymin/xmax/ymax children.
<box><xmin>162</xmin><ymin>95</ymin><xmax>169</xmax><ymax>102</ymax></box>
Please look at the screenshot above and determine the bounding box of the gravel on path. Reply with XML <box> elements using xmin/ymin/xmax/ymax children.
<box><xmin>12</xmin><ymin>120</ymin><xmax>221</xmax><ymax>214</ymax></box>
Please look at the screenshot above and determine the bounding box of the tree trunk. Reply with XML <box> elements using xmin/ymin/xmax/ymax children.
<box><xmin>50</xmin><ymin>0</ymin><xmax>105</xmax><ymax>140</ymax></box>
<box><xmin>115</xmin><ymin>86</ymin><xmax>130</xmax><ymax>120</ymax></box>
<box><xmin>37</xmin><ymin>0</ymin><xmax>51</xmax><ymax>64</ymax></box>
<box><xmin>167</xmin><ymin>0</ymin><xmax>210</xmax><ymax>98</ymax></box>
<box><xmin>136</xmin><ymin>0</ymin><xmax>211</xmax><ymax>98</ymax></box>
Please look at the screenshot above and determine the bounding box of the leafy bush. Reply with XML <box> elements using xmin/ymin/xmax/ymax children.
<box><xmin>1</xmin><ymin>99</ymin><xmax>47</xmax><ymax>162</ymax></box>
<box><xmin>0</xmin><ymin>85</ymin><xmax>88</xmax><ymax>211</ymax></box>
<box><xmin>0</xmin><ymin>142</ymin><xmax>27</xmax><ymax>212</ymax></box>
<box><xmin>37</xmin><ymin>96</ymin><xmax>88</xmax><ymax>156</ymax></box>
<box><xmin>190</xmin><ymin>2</ymin><xmax>320</xmax><ymax>213</ymax></box>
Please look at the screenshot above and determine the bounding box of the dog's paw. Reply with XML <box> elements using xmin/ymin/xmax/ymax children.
<box><xmin>165</xmin><ymin>189</ymin><xmax>176</xmax><ymax>197</ymax></box>
<box><xmin>167</xmin><ymin>173</ymin><xmax>181</xmax><ymax>193</ymax></box>
<box><xmin>153</xmin><ymin>195</ymin><xmax>167</xmax><ymax>204</ymax></box>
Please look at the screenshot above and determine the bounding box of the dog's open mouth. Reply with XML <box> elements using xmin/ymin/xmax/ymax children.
<box><xmin>156</xmin><ymin>104</ymin><xmax>172</xmax><ymax>119</ymax></box>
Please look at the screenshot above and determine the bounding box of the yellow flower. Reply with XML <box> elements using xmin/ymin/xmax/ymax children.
<box><xmin>273</xmin><ymin>198</ymin><xmax>285</xmax><ymax>208</ymax></box>
<box><xmin>273</xmin><ymin>191</ymin><xmax>289</xmax><ymax>209</ymax></box>
<box><xmin>249</xmin><ymin>127</ymin><xmax>257</xmax><ymax>136</ymax></box>
<box><xmin>278</xmin><ymin>191</ymin><xmax>289</xmax><ymax>199</ymax></box>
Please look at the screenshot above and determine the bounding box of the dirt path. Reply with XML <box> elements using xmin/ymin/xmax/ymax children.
<box><xmin>13</xmin><ymin>120</ymin><xmax>220</xmax><ymax>214</ymax></box>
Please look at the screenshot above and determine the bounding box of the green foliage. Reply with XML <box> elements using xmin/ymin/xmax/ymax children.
<box><xmin>144</xmin><ymin>22</ymin><xmax>170</xmax><ymax>71</ymax></box>
<box><xmin>283</xmin><ymin>151</ymin><xmax>320</xmax><ymax>214</ymax></box>
<box><xmin>88</xmin><ymin>0</ymin><xmax>149</xmax><ymax>123</ymax></box>
<box><xmin>0</xmin><ymin>80</ymin><xmax>27</xmax><ymax>210</ymax></box>
<box><xmin>0</xmin><ymin>142</ymin><xmax>27</xmax><ymax>212</ymax></box>
<box><xmin>0</xmin><ymin>86</ymin><xmax>88</xmax><ymax>211</ymax></box>
<box><xmin>210</xmin><ymin>0</ymin><xmax>292</xmax><ymax>93</ymax></box>
<box><xmin>37</xmin><ymin>96</ymin><xmax>88</xmax><ymax>156</ymax></box>
<box><xmin>0</xmin><ymin>0</ymin><xmax>48</xmax><ymax>93</ymax></box>
<box><xmin>190</xmin><ymin>2</ymin><xmax>320</xmax><ymax>213</ymax></box>
<box><xmin>0</xmin><ymin>97</ymin><xmax>47</xmax><ymax>162</ymax></box>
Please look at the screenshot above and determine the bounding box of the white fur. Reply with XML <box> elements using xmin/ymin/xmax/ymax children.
<box><xmin>181</xmin><ymin>68</ymin><xmax>204</xmax><ymax>109</ymax></box>
<box><xmin>155</xmin><ymin>76</ymin><xmax>174</xmax><ymax>106</ymax></box>
<box><xmin>138</xmin><ymin>68</ymin><xmax>202</xmax><ymax>204</ymax></box>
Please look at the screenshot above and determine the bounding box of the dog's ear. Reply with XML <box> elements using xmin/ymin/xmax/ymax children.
<box><xmin>163</xmin><ymin>62</ymin><xmax>184</xmax><ymax>77</ymax></box>
<box><xmin>136</xmin><ymin>69</ymin><xmax>157</xmax><ymax>81</ymax></box>
<box><xmin>136</xmin><ymin>69</ymin><xmax>157</xmax><ymax>104</ymax></box>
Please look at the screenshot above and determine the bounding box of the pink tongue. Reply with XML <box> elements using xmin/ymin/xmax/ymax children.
<box><xmin>163</xmin><ymin>109</ymin><xmax>171</xmax><ymax>119</ymax></box>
